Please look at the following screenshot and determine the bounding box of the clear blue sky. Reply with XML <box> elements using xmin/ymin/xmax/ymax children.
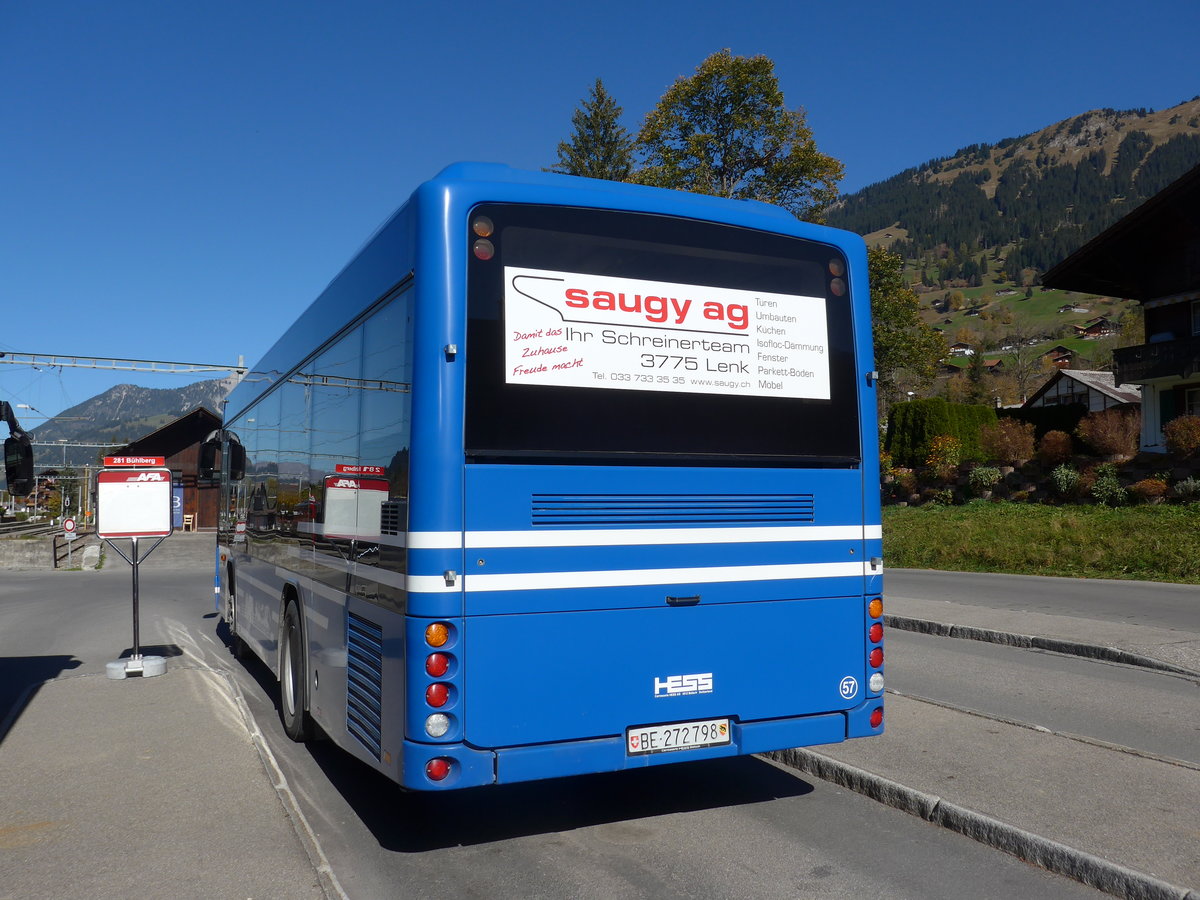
<box><xmin>3</xmin><ymin>0</ymin><xmax>1198</xmax><ymax>423</ymax></box>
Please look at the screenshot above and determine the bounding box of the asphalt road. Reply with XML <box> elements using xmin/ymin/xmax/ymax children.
<box><xmin>886</xmin><ymin>628</ymin><xmax>1200</xmax><ymax>765</ymax></box>
<box><xmin>0</xmin><ymin>562</ymin><xmax>1108</xmax><ymax>898</ymax></box>
<box><xmin>886</xmin><ymin>567</ymin><xmax>1200</xmax><ymax>633</ymax></box>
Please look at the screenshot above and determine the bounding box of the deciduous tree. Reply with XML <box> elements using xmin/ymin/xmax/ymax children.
<box><xmin>634</xmin><ymin>50</ymin><xmax>843</xmax><ymax>222</ymax></box>
<box><xmin>868</xmin><ymin>246</ymin><xmax>947</xmax><ymax>406</ymax></box>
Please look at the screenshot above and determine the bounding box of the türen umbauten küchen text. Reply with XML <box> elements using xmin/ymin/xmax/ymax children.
<box><xmin>504</xmin><ymin>267</ymin><xmax>831</xmax><ymax>400</ymax></box>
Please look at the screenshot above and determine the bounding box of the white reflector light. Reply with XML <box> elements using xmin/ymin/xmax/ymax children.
<box><xmin>869</xmin><ymin>673</ymin><xmax>885</xmax><ymax>693</ymax></box>
<box><xmin>425</xmin><ymin>714</ymin><xmax>451</xmax><ymax>738</ymax></box>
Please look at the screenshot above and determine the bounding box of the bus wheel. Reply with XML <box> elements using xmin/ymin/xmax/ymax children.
<box><xmin>227</xmin><ymin>568</ymin><xmax>247</xmax><ymax>660</ymax></box>
<box><xmin>280</xmin><ymin>600</ymin><xmax>313</xmax><ymax>742</ymax></box>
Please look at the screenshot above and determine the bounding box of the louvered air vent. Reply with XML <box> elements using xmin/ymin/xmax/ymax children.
<box><xmin>346</xmin><ymin>611</ymin><xmax>384</xmax><ymax>760</ymax></box>
<box><xmin>531</xmin><ymin>493</ymin><xmax>815</xmax><ymax>527</ymax></box>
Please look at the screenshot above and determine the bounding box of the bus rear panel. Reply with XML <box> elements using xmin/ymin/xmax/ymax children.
<box><xmin>217</xmin><ymin>163</ymin><xmax>883</xmax><ymax>791</ymax></box>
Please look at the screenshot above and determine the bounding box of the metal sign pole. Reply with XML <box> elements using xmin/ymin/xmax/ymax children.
<box><xmin>98</xmin><ymin>462</ymin><xmax>173</xmax><ymax>680</ymax></box>
<box><xmin>131</xmin><ymin>536</ymin><xmax>141</xmax><ymax>661</ymax></box>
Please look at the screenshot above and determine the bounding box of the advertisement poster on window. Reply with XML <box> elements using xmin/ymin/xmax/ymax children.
<box><xmin>503</xmin><ymin>266</ymin><xmax>831</xmax><ymax>400</ymax></box>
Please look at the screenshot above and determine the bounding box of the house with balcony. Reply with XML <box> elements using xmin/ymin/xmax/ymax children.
<box><xmin>1043</xmin><ymin>163</ymin><xmax>1200</xmax><ymax>453</ymax></box>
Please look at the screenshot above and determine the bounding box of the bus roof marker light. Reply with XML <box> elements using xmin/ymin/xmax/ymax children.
<box><xmin>830</xmin><ymin>278</ymin><xmax>847</xmax><ymax>297</ymax></box>
<box><xmin>828</xmin><ymin>258</ymin><xmax>845</xmax><ymax>277</ymax></box>
<box><xmin>473</xmin><ymin>238</ymin><xmax>495</xmax><ymax>260</ymax></box>
<box><xmin>472</xmin><ymin>216</ymin><xmax>494</xmax><ymax>237</ymax></box>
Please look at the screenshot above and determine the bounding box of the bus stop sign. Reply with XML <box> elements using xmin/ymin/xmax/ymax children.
<box><xmin>97</xmin><ymin>468</ymin><xmax>173</xmax><ymax>539</ymax></box>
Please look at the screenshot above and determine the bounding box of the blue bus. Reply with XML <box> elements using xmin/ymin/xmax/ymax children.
<box><xmin>213</xmin><ymin>163</ymin><xmax>884</xmax><ymax>790</ymax></box>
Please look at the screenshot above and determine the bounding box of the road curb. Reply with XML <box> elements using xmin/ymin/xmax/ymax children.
<box><xmin>207</xmin><ymin>665</ymin><xmax>349</xmax><ymax>900</ymax></box>
<box><xmin>885</xmin><ymin>614</ymin><xmax>1200</xmax><ymax>679</ymax></box>
<box><xmin>768</xmin><ymin>747</ymin><xmax>1198</xmax><ymax>900</ymax></box>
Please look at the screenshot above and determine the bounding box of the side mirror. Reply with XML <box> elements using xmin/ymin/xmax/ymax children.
<box><xmin>199</xmin><ymin>440</ymin><xmax>219</xmax><ymax>479</ymax></box>
<box><xmin>4</xmin><ymin>434</ymin><xmax>34</xmax><ymax>495</ymax></box>
<box><xmin>228</xmin><ymin>442</ymin><xmax>246</xmax><ymax>482</ymax></box>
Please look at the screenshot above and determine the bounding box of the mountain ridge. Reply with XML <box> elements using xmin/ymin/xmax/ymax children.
<box><xmin>29</xmin><ymin>376</ymin><xmax>238</xmax><ymax>468</ymax></box>
<box><xmin>828</xmin><ymin>96</ymin><xmax>1200</xmax><ymax>282</ymax></box>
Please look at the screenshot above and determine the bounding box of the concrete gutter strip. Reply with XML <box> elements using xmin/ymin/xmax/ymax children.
<box><xmin>885</xmin><ymin>614</ymin><xmax>1200</xmax><ymax>679</ymax></box>
<box><xmin>768</xmin><ymin>747</ymin><xmax>1198</xmax><ymax>900</ymax></box>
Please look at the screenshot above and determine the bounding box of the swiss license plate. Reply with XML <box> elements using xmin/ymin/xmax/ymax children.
<box><xmin>626</xmin><ymin>718</ymin><xmax>731</xmax><ymax>756</ymax></box>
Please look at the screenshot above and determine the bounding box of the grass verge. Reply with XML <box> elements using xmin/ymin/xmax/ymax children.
<box><xmin>883</xmin><ymin>501</ymin><xmax>1200</xmax><ymax>584</ymax></box>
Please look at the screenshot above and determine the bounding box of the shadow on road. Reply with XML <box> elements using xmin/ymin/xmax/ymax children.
<box><xmin>0</xmin><ymin>655</ymin><xmax>83</xmax><ymax>742</ymax></box>
<box><xmin>313</xmin><ymin>744</ymin><xmax>816</xmax><ymax>853</ymax></box>
<box><xmin>215</xmin><ymin>620</ymin><xmax>817</xmax><ymax>853</ymax></box>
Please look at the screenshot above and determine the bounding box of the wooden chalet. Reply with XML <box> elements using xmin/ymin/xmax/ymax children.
<box><xmin>1023</xmin><ymin>369</ymin><xmax>1141</xmax><ymax>412</ymax></box>
<box><xmin>112</xmin><ymin>407</ymin><xmax>222</xmax><ymax>529</ymax></box>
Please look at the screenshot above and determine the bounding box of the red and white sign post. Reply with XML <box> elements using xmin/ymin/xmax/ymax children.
<box><xmin>97</xmin><ymin>461</ymin><xmax>173</xmax><ymax>679</ymax></box>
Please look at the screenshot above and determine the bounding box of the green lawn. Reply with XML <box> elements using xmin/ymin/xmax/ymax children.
<box><xmin>883</xmin><ymin>502</ymin><xmax>1200</xmax><ymax>584</ymax></box>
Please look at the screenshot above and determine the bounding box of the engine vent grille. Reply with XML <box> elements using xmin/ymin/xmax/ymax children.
<box><xmin>346</xmin><ymin>611</ymin><xmax>384</xmax><ymax>760</ymax></box>
<box><xmin>532</xmin><ymin>493</ymin><xmax>815</xmax><ymax>527</ymax></box>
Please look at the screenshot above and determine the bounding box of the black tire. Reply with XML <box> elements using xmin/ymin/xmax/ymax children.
<box><xmin>226</xmin><ymin>567</ymin><xmax>247</xmax><ymax>660</ymax></box>
<box><xmin>280</xmin><ymin>600</ymin><xmax>313</xmax><ymax>742</ymax></box>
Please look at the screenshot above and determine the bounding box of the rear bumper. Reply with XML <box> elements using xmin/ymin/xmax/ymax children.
<box><xmin>399</xmin><ymin>701</ymin><xmax>883</xmax><ymax>790</ymax></box>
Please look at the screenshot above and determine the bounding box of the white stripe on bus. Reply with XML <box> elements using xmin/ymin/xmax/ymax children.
<box><xmin>407</xmin><ymin>560</ymin><xmax>878</xmax><ymax>594</ymax></box>
<box><xmin>407</xmin><ymin>525</ymin><xmax>883</xmax><ymax>551</ymax></box>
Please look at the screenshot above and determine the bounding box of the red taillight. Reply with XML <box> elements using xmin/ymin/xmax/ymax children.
<box><xmin>426</xmin><ymin>653</ymin><xmax>449</xmax><ymax>677</ymax></box>
<box><xmin>869</xmin><ymin>648</ymin><xmax>884</xmax><ymax>668</ymax></box>
<box><xmin>426</xmin><ymin>758</ymin><xmax>451</xmax><ymax>781</ymax></box>
<box><xmin>869</xmin><ymin>623</ymin><xmax>883</xmax><ymax>643</ymax></box>
<box><xmin>426</xmin><ymin>683</ymin><xmax>449</xmax><ymax>707</ymax></box>
<box><xmin>870</xmin><ymin>707</ymin><xmax>884</xmax><ymax>728</ymax></box>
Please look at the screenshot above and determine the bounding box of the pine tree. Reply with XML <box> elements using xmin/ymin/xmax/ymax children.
<box><xmin>548</xmin><ymin>79</ymin><xmax>633</xmax><ymax>181</ymax></box>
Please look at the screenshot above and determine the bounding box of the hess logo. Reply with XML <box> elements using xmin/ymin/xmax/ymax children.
<box><xmin>654</xmin><ymin>672</ymin><xmax>714</xmax><ymax>698</ymax></box>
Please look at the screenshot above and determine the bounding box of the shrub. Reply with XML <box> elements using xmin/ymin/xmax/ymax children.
<box><xmin>926</xmin><ymin>487</ymin><xmax>956</xmax><ymax>506</ymax></box>
<box><xmin>885</xmin><ymin>398</ymin><xmax>997</xmax><ymax>467</ymax></box>
<box><xmin>1050</xmin><ymin>464</ymin><xmax>1081</xmax><ymax>498</ymax></box>
<box><xmin>1076</xmin><ymin>409</ymin><xmax>1140</xmax><ymax>459</ymax></box>
<box><xmin>1129</xmin><ymin>478</ymin><xmax>1169</xmax><ymax>503</ymax></box>
<box><xmin>880</xmin><ymin>450</ymin><xmax>895</xmax><ymax>479</ymax></box>
<box><xmin>980</xmin><ymin>419</ymin><xmax>1036</xmax><ymax>465</ymax></box>
<box><xmin>925</xmin><ymin>434</ymin><xmax>962</xmax><ymax>480</ymax></box>
<box><xmin>1037</xmin><ymin>430</ymin><xmax>1073</xmax><ymax>466</ymax></box>
<box><xmin>1089</xmin><ymin>463</ymin><xmax>1127</xmax><ymax>506</ymax></box>
<box><xmin>1163</xmin><ymin>415</ymin><xmax>1200</xmax><ymax>457</ymax></box>
<box><xmin>1172</xmin><ymin>476</ymin><xmax>1200</xmax><ymax>502</ymax></box>
<box><xmin>968</xmin><ymin>466</ymin><xmax>1001</xmax><ymax>495</ymax></box>
<box><xmin>892</xmin><ymin>470</ymin><xmax>918</xmax><ymax>499</ymax></box>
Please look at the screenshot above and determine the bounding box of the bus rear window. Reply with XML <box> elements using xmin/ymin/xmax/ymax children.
<box><xmin>465</xmin><ymin>204</ymin><xmax>860</xmax><ymax>466</ymax></box>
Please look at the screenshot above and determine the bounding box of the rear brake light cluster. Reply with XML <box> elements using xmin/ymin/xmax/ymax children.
<box><xmin>421</xmin><ymin>622</ymin><xmax>459</xmax><ymax>768</ymax></box>
<box><xmin>867</xmin><ymin>596</ymin><xmax>884</xmax><ymax>729</ymax></box>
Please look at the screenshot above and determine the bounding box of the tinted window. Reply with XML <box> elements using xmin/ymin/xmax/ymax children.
<box><xmin>465</xmin><ymin>204</ymin><xmax>860</xmax><ymax>466</ymax></box>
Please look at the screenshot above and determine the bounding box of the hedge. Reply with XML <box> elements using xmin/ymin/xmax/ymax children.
<box><xmin>885</xmin><ymin>398</ymin><xmax>998</xmax><ymax>467</ymax></box>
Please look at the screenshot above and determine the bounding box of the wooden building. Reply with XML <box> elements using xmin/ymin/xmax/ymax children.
<box><xmin>113</xmin><ymin>407</ymin><xmax>222</xmax><ymax>529</ymax></box>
